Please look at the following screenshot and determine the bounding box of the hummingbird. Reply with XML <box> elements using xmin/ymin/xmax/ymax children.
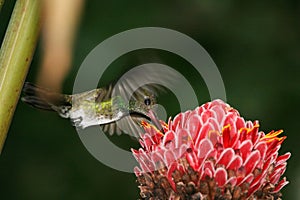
<box><xmin>21</xmin><ymin>65</ymin><xmax>178</xmax><ymax>138</ymax></box>
<box><xmin>21</xmin><ymin>81</ymin><xmax>164</xmax><ymax>138</ymax></box>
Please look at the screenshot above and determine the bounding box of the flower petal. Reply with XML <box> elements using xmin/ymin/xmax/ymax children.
<box><xmin>186</xmin><ymin>114</ymin><xmax>201</xmax><ymax>138</ymax></box>
<box><xmin>276</xmin><ymin>152</ymin><xmax>291</xmax><ymax>166</ymax></box>
<box><xmin>214</xmin><ymin>167</ymin><xmax>227</xmax><ymax>187</ymax></box>
<box><xmin>216</xmin><ymin>148</ymin><xmax>235</xmax><ymax>167</ymax></box>
<box><xmin>273</xmin><ymin>177</ymin><xmax>289</xmax><ymax>193</ymax></box>
<box><xmin>227</xmin><ymin>155</ymin><xmax>243</xmax><ymax>170</ymax></box>
<box><xmin>239</xmin><ymin>140</ymin><xmax>253</xmax><ymax>161</ymax></box>
<box><xmin>243</xmin><ymin>150</ymin><xmax>260</xmax><ymax>174</ymax></box>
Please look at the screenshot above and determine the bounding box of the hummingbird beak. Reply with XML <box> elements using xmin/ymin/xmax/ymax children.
<box><xmin>147</xmin><ymin>110</ymin><xmax>164</xmax><ymax>133</ymax></box>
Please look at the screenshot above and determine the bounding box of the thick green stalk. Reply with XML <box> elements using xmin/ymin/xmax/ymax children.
<box><xmin>0</xmin><ymin>0</ymin><xmax>40</xmax><ymax>153</ymax></box>
<box><xmin>0</xmin><ymin>0</ymin><xmax>4</xmax><ymax>13</ymax></box>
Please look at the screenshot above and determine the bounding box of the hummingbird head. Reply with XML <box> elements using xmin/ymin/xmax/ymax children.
<box><xmin>129</xmin><ymin>93</ymin><xmax>157</xmax><ymax>117</ymax></box>
<box><xmin>111</xmin><ymin>83</ymin><xmax>164</xmax><ymax>133</ymax></box>
<box><xmin>128</xmin><ymin>90</ymin><xmax>164</xmax><ymax>132</ymax></box>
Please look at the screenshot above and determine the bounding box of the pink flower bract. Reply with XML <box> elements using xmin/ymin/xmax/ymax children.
<box><xmin>132</xmin><ymin>99</ymin><xmax>290</xmax><ymax>200</ymax></box>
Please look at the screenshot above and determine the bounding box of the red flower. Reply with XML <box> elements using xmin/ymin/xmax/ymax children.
<box><xmin>132</xmin><ymin>99</ymin><xmax>290</xmax><ymax>200</ymax></box>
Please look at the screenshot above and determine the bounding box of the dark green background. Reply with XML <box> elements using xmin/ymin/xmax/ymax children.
<box><xmin>1</xmin><ymin>1</ymin><xmax>299</xmax><ymax>199</ymax></box>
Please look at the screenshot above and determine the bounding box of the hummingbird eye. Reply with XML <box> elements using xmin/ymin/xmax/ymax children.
<box><xmin>144</xmin><ymin>97</ymin><xmax>151</xmax><ymax>106</ymax></box>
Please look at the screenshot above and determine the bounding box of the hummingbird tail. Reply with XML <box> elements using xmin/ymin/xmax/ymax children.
<box><xmin>22</xmin><ymin>82</ymin><xmax>72</xmax><ymax>118</ymax></box>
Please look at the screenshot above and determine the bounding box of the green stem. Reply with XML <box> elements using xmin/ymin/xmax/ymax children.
<box><xmin>0</xmin><ymin>0</ymin><xmax>40</xmax><ymax>153</ymax></box>
<box><xmin>0</xmin><ymin>0</ymin><xmax>4</xmax><ymax>13</ymax></box>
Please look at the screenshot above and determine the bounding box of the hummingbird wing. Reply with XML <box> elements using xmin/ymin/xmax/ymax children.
<box><xmin>98</xmin><ymin>66</ymin><xmax>179</xmax><ymax>137</ymax></box>
<box><xmin>111</xmin><ymin>74</ymin><xmax>163</xmax><ymax>104</ymax></box>
<box><xmin>93</xmin><ymin>76</ymin><xmax>161</xmax><ymax>137</ymax></box>
<box><xmin>98</xmin><ymin>83</ymin><xmax>156</xmax><ymax>138</ymax></box>
<box><xmin>102</xmin><ymin>114</ymin><xmax>150</xmax><ymax>139</ymax></box>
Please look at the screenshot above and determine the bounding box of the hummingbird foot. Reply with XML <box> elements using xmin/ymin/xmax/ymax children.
<box><xmin>70</xmin><ymin>116</ymin><xmax>83</xmax><ymax>128</ymax></box>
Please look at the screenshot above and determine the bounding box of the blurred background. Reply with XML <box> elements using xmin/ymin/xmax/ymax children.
<box><xmin>0</xmin><ymin>0</ymin><xmax>299</xmax><ymax>199</ymax></box>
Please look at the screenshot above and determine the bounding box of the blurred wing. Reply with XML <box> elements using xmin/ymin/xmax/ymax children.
<box><xmin>98</xmin><ymin>65</ymin><xmax>179</xmax><ymax>136</ymax></box>
<box><xmin>99</xmin><ymin>64</ymin><xmax>179</xmax><ymax>105</ymax></box>
<box><xmin>96</xmin><ymin>78</ymin><xmax>162</xmax><ymax>104</ymax></box>
<box><xmin>101</xmin><ymin>114</ymin><xmax>150</xmax><ymax>139</ymax></box>
<box><xmin>95</xmin><ymin>83</ymin><xmax>113</xmax><ymax>103</ymax></box>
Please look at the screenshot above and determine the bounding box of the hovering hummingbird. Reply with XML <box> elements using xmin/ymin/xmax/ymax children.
<box><xmin>21</xmin><ymin>66</ymin><xmax>176</xmax><ymax>137</ymax></box>
<box><xmin>22</xmin><ymin>82</ymin><xmax>163</xmax><ymax>138</ymax></box>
